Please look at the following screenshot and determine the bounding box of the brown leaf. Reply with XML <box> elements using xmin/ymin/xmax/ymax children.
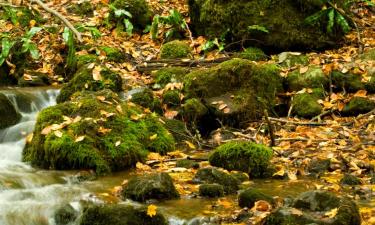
<box><xmin>93</xmin><ymin>66</ymin><xmax>102</xmax><ymax>81</ymax></box>
<box><xmin>299</xmin><ymin>66</ymin><xmax>309</xmax><ymax>74</ymax></box>
<box><xmin>354</xmin><ymin>90</ymin><xmax>367</xmax><ymax>97</ymax></box>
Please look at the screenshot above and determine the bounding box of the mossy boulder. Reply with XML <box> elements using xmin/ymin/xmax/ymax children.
<box><xmin>238</xmin><ymin>188</ymin><xmax>274</xmax><ymax>208</ymax></box>
<box><xmin>209</xmin><ymin>141</ymin><xmax>273</xmax><ymax>178</ymax></box>
<box><xmin>265</xmin><ymin>191</ymin><xmax>361</xmax><ymax>225</ymax></box>
<box><xmin>57</xmin><ymin>65</ymin><xmax>122</xmax><ymax>103</ymax></box>
<box><xmin>308</xmin><ymin>158</ymin><xmax>331</xmax><ymax>175</ymax></box>
<box><xmin>121</xmin><ymin>172</ymin><xmax>180</xmax><ymax>202</ymax></box>
<box><xmin>130</xmin><ymin>88</ymin><xmax>162</xmax><ymax>113</ymax></box>
<box><xmin>110</xmin><ymin>0</ymin><xmax>152</xmax><ymax>29</ymax></box>
<box><xmin>0</xmin><ymin>93</ymin><xmax>21</xmax><ymax>129</ymax></box>
<box><xmin>76</xmin><ymin>55</ymin><xmax>98</xmax><ymax>68</ymax></box>
<box><xmin>184</xmin><ymin>59</ymin><xmax>283</xmax><ymax>124</ymax></box>
<box><xmin>181</xmin><ymin>98</ymin><xmax>208</xmax><ymax>122</ymax></box>
<box><xmin>160</xmin><ymin>41</ymin><xmax>191</xmax><ymax>59</ymax></box>
<box><xmin>176</xmin><ymin>159</ymin><xmax>199</xmax><ymax>169</ymax></box>
<box><xmin>291</xmin><ymin>92</ymin><xmax>323</xmax><ymax>118</ymax></box>
<box><xmin>99</xmin><ymin>46</ymin><xmax>125</xmax><ymax>62</ymax></box>
<box><xmin>54</xmin><ymin>204</ymin><xmax>78</xmax><ymax>225</ymax></box>
<box><xmin>237</xmin><ymin>47</ymin><xmax>267</xmax><ymax>61</ymax></box>
<box><xmin>67</xmin><ymin>1</ymin><xmax>94</xmax><ymax>16</ymax></box>
<box><xmin>342</xmin><ymin>97</ymin><xmax>375</xmax><ymax>116</ymax></box>
<box><xmin>153</xmin><ymin>67</ymin><xmax>189</xmax><ymax>88</ymax></box>
<box><xmin>287</xmin><ymin>66</ymin><xmax>328</xmax><ymax>91</ymax></box>
<box><xmin>278</xmin><ymin>52</ymin><xmax>309</xmax><ymax>68</ymax></box>
<box><xmin>162</xmin><ymin>90</ymin><xmax>181</xmax><ymax>107</ymax></box>
<box><xmin>332</xmin><ymin>71</ymin><xmax>364</xmax><ymax>92</ymax></box>
<box><xmin>23</xmin><ymin>91</ymin><xmax>175</xmax><ymax>175</ymax></box>
<box><xmin>193</xmin><ymin>167</ymin><xmax>239</xmax><ymax>194</ymax></box>
<box><xmin>199</xmin><ymin>184</ymin><xmax>224</xmax><ymax>198</ymax></box>
<box><xmin>340</xmin><ymin>174</ymin><xmax>361</xmax><ymax>185</ymax></box>
<box><xmin>365</xmin><ymin>75</ymin><xmax>375</xmax><ymax>93</ymax></box>
<box><xmin>188</xmin><ymin>0</ymin><xmax>342</xmax><ymax>51</ymax></box>
<box><xmin>79</xmin><ymin>204</ymin><xmax>167</xmax><ymax>225</ymax></box>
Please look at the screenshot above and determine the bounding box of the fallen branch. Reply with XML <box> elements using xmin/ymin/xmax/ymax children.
<box><xmin>268</xmin><ymin>117</ymin><xmax>327</xmax><ymax>126</ymax></box>
<box><xmin>31</xmin><ymin>0</ymin><xmax>82</xmax><ymax>42</ymax></box>
<box><xmin>310</xmin><ymin>109</ymin><xmax>335</xmax><ymax>122</ymax></box>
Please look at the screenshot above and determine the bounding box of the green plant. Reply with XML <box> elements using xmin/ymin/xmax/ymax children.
<box><xmin>202</xmin><ymin>37</ymin><xmax>226</xmax><ymax>52</ymax></box>
<box><xmin>76</xmin><ymin>25</ymin><xmax>102</xmax><ymax>40</ymax></box>
<box><xmin>62</xmin><ymin>27</ymin><xmax>76</xmax><ymax>71</ymax></box>
<box><xmin>109</xmin><ymin>4</ymin><xmax>134</xmax><ymax>35</ymax></box>
<box><xmin>0</xmin><ymin>27</ymin><xmax>42</xmax><ymax>66</ymax></box>
<box><xmin>150</xmin><ymin>9</ymin><xmax>188</xmax><ymax>40</ymax></box>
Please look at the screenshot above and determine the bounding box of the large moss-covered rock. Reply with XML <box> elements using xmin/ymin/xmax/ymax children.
<box><xmin>23</xmin><ymin>91</ymin><xmax>175</xmax><ymax>175</ymax></box>
<box><xmin>193</xmin><ymin>167</ymin><xmax>239</xmax><ymax>194</ymax></box>
<box><xmin>160</xmin><ymin>41</ymin><xmax>191</xmax><ymax>59</ymax></box>
<box><xmin>0</xmin><ymin>93</ymin><xmax>21</xmax><ymax>129</ymax></box>
<box><xmin>199</xmin><ymin>184</ymin><xmax>224</xmax><ymax>198</ymax></box>
<box><xmin>189</xmin><ymin>0</ymin><xmax>343</xmax><ymax>51</ymax></box>
<box><xmin>99</xmin><ymin>46</ymin><xmax>125</xmax><ymax>62</ymax></box>
<box><xmin>287</xmin><ymin>66</ymin><xmax>328</xmax><ymax>91</ymax></box>
<box><xmin>110</xmin><ymin>0</ymin><xmax>152</xmax><ymax>29</ymax></box>
<box><xmin>57</xmin><ymin>65</ymin><xmax>122</xmax><ymax>103</ymax></box>
<box><xmin>332</xmin><ymin>71</ymin><xmax>364</xmax><ymax>92</ymax></box>
<box><xmin>291</xmin><ymin>92</ymin><xmax>323</xmax><ymax>118</ymax></box>
<box><xmin>265</xmin><ymin>191</ymin><xmax>361</xmax><ymax>225</ymax></box>
<box><xmin>278</xmin><ymin>52</ymin><xmax>309</xmax><ymax>68</ymax></box>
<box><xmin>153</xmin><ymin>67</ymin><xmax>190</xmax><ymax>88</ymax></box>
<box><xmin>342</xmin><ymin>97</ymin><xmax>375</xmax><ymax>116</ymax></box>
<box><xmin>130</xmin><ymin>88</ymin><xmax>162</xmax><ymax>113</ymax></box>
<box><xmin>365</xmin><ymin>75</ymin><xmax>375</xmax><ymax>93</ymax></box>
<box><xmin>121</xmin><ymin>172</ymin><xmax>180</xmax><ymax>202</ymax></box>
<box><xmin>162</xmin><ymin>90</ymin><xmax>181</xmax><ymax>107</ymax></box>
<box><xmin>209</xmin><ymin>141</ymin><xmax>273</xmax><ymax>178</ymax></box>
<box><xmin>238</xmin><ymin>188</ymin><xmax>274</xmax><ymax>208</ymax></box>
<box><xmin>184</xmin><ymin>59</ymin><xmax>283</xmax><ymax>124</ymax></box>
<box><xmin>79</xmin><ymin>204</ymin><xmax>167</xmax><ymax>225</ymax></box>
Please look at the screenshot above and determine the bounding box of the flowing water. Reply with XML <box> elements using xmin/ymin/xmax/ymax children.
<box><xmin>0</xmin><ymin>87</ymin><xmax>371</xmax><ymax>225</ymax></box>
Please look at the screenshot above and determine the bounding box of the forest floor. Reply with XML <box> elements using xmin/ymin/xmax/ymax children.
<box><xmin>1</xmin><ymin>0</ymin><xmax>374</xmax><ymax>224</ymax></box>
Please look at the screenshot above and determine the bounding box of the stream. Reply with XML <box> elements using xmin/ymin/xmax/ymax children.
<box><xmin>0</xmin><ymin>87</ymin><xmax>372</xmax><ymax>225</ymax></box>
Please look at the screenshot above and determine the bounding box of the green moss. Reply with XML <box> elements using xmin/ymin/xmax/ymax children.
<box><xmin>54</xmin><ymin>204</ymin><xmax>78</xmax><ymax>225</ymax></box>
<box><xmin>163</xmin><ymin>119</ymin><xmax>193</xmax><ymax>144</ymax></box>
<box><xmin>238</xmin><ymin>47</ymin><xmax>267</xmax><ymax>61</ymax></box>
<box><xmin>0</xmin><ymin>93</ymin><xmax>22</xmax><ymax>129</ymax></box>
<box><xmin>176</xmin><ymin>159</ymin><xmax>199</xmax><ymax>169</ymax></box>
<box><xmin>365</xmin><ymin>75</ymin><xmax>375</xmax><ymax>93</ymax></box>
<box><xmin>56</xmin><ymin>65</ymin><xmax>122</xmax><ymax>103</ymax></box>
<box><xmin>99</xmin><ymin>46</ymin><xmax>124</xmax><ymax>62</ymax></box>
<box><xmin>67</xmin><ymin>1</ymin><xmax>94</xmax><ymax>16</ymax></box>
<box><xmin>154</xmin><ymin>67</ymin><xmax>189</xmax><ymax>88</ymax></box>
<box><xmin>342</xmin><ymin>97</ymin><xmax>375</xmax><ymax>116</ymax></box>
<box><xmin>287</xmin><ymin>66</ymin><xmax>328</xmax><ymax>91</ymax></box>
<box><xmin>340</xmin><ymin>174</ymin><xmax>361</xmax><ymax>185</ymax></box>
<box><xmin>231</xmin><ymin>171</ymin><xmax>249</xmax><ymax>183</ymax></box>
<box><xmin>122</xmin><ymin>172</ymin><xmax>180</xmax><ymax>202</ymax></box>
<box><xmin>278</xmin><ymin>53</ymin><xmax>309</xmax><ymax>68</ymax></box>
<box><xmin>110</xmin><ymin>0</ymin><xmax>152</xmax><ymax>29</ymax></box>
<box><xmin>360</xmin><ymin>48</ymin><xmax>375</xmax><ymax>61</ymax></box>
<box><xmin>238</xmin><ymin>188</ymin><xmax>275</xmax><ymax>208</ymax></box>
<box><xmin>332</xmin><ymin>71</ymin><xmax>364</xmax><ymax>92</ymax></box>
<box><xmin>209</xmin><ymin>141</ymin><xmax>273</xmax><ymax>178</ymax></box>
<box><xmin>199</xmin><ymin>184</ymin><xmax>224</xmax><ymax>198</ymax></box>
<box><xmin>79</xmin><ymin>204</ymin><xmax>167</xmax><ymax>225</ymax></box>
<box><xmin>23</xmin><ymin>91</ymin><xmax>175</xmax><ymax>174</ymax></box>
<box><xmin>76</xmin><ymin>55</ymin><xmax>98</xmax><ymax>68</ymax></box>
<box><xmin>160</xmin><ymin>41</ymin><xmax>191</xmax><ymax>59</ymax></box>
<box><xmin>181</xmin><ymin>98</ymin><xmax>208</xmax><ymax>122</ymax></box>
<box><xmin>193</xmin><ymin>167</ymin><xmax>239</xmax><ymax>194</ymax></box>
<box><xmin>2</xmin><ymin>6</ymin><xmax>43</xmax><ymax>27</ymax></box>
<box><xmin>292</xmin><ymin>93</ymin><xmax>323</xmax><ymax>118</ymax></box>
<box><xmin>162</xmin><ymin>90</ymin><xmax>181</xmax><ymax>106</ymax></box>
<box><xmin>130</xmin><ymin>88</ymin><xmax>162</xmax><ymax>113</ymax></box>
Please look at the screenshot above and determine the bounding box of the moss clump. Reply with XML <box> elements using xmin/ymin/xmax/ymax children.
<box><xmin>238</xmin><ymin>188</ymin><xmax>274</xmax><ymax>208</ymax></box>
<box><xmin>365</xmin><ymin>75</ymin><xmax>375</xmax><ymax>93</ymax></box>
<box><xmin>57</xmin><ymin>65</ymin><xmax>122</xmax><ymax>103</ymax></box>
<box><xmin>2</xmin><ymin>6</ymin><xmax>43</xmax><ymax>27</ymax></box>
<box><xmin>181</xmin><ymin>98</ymin><xmax>208</xmax><ymax>122</ymax></box>
<box><xmin>176</xmin><ymin>159</ymin><xmax>199</xmax><ymax>169</ymax></box>
<box><xmin>99</xmin><ymin>46</ymin><xmax>124</xmax><ymax>62</ymax></box>
<box><xmin>360</xmin><ymin>48</ymin><xmax>375</xmax><ymax>61</ymax></box>
<box><xmin>23</xmin><ymin>91</ymin><xmax>175</xmax><ymax>175</ymax></box>
<box><xmin>332</xmin><ymin>71</ymin><xmax>364</xmax><ymax>92</ymax></box>
<box><xmin>154</xmin><ymin>67</ymin><xmax>189</xmax><ymax>88</ymax></box>
<box><xmin>193</xmin><ymin>167</ymin><xmax>239</xmax><ymax>194</ymax></box>
<box><xmin>162</xmin><ymin>90</ymin><xmax>181</xmax><ymax>107</ymax></box>
<box><xmin>122</xmin><ymin>172</ymin><xmax>180</xmax><ymax>202</ymax></box>
<box><xmin>76</xmin><ymin>55</ymin><xmax>98</xmax><ymax>68</ymax></box>
<box><xmin>340</xmin><ymin>174</ymin><xmax>361</xmax><ymax>185</ymax></box>
<box><xmin>231</xmin><ymin>171</ymin><xmax>249</xmax><ymax>183</ymax></box>
<box><xmin>209</xmin><ymin>141</ymin><xmax>273</xmax><ymax>178</ymax></box>
<box><xmin>163</xmin><ymin>119</ymin><xmax>194</xmax><ymax>144</ymax></box>
<box><xmin>110</xmin><ymin>0</ymin><xmax>152</xmax><ymax>29</ymax></box>
<box><xmin>79</xmin><ymin>204</ymin><xmax>167</xmax><ymax>225</ymax></box>
<box><xmin>238</xmin><ymin>47</ymin><xmax>267</xmax><ymax>61</ymax></box>
<box><xmin>199</xmin><ymin>184</ymin><xmax>224</xmax><ymax>198</ymax></box>
<box><xmin>292</xmin><ymin>92</ymin><xmax>323</xmax><ymax>118</ymax></box>
<box><xmin>160</xmin><ymin>41</ymin><xmax>191</xmax><ymax>59</ymax></box>
<box><xmin>130</xmin><ymin>88</ymin><xmax>162</xmax><ymax>113</ymax></box>
<box><xmin>278</xmin><ymin>52</ymin><xmax>309</xmax><ymax>68</ymax></box>
<box><xmin>287</xmin><ymin>66</ymin><xmax>328</xmax><ymax>91</ymax></box>
<box><xmin>184</xmin><ymin>59</ymin><xmax>283</xmax><ymax>123</ymax></box>
<box><xmin>0</xmin><ymin>93</ymin><xmax>22</xmax><ymax>129</ymax></box>
<box><xmin>67</xmin><ymin>1</ymin><xmax>94</xmax><ymax>16</ymax></box>
<box><xmin>342</xmin><ymin>97</ymin><xmax>375</xmax><ymax>116</ymax></box>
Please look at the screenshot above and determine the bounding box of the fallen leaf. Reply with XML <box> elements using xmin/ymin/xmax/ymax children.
<box><xmin>354</xmin><ymin>90</ymin><xmax>367</xmax><ymax>97</ymax></box>
<box><xmin>93</xmin><ymin>66</ymin><xmax>102</xmax><ymax>81</ymax></box>
<box><xmin>325</xmin><ymin>208</ymin><xmax>338</xmax><ymax>218</ymax></box>
<box><xmin>299</xmin><ymin>66</ymin><xmax>309</xmax><ymax>74</ymax></box>
<box><xmin>54</xmin><ymin>130</ymin><xmax>63</xmax><ymax>138</ymax></box>
<box><xmin>149</xmin><ymin>134</ymin><xmax>158</xmax><ymax>140</ymax></box>
<box><xmin>253</xmin><ymin>200</ymin><xmax>272</xmax><ymax>212</ymax></box>
<box><xmin>147</xmin><ymin>204</ymin><xmax>157</xmax><ymax>217</ymax></box>
<box><xmin>185</xmin><ymin>141</ymin><xmax>196</xmax><ymax>149</ymax></box>
<box><xmin>75</xmin><ymin>136</ymin><xmax>85</xmax><ymax>142</ymax></box>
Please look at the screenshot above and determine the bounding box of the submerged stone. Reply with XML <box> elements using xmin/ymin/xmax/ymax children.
<box><xmin>0</xmin><ymin>93</ymin><xmax>21</xmax><ymax>129</ymax></box>
<box><xmin>199</xmin><ymin>184</ymin><xmax>224</xmax><ymax>198</ymax></box>
<box><xmin>160</xmin><ymin>40</ymin><xmax>191</xmax><ymax>59</ymax></box>
<box><xmin>340</xmin><ymin>174</ymin><xmax>361</xmax><ymax>185</ymax></box>
<box><xmin>176</xmin><ymin>159</ymin><xmax>199</xmax><ymax>169</ymax></box>
<box><xmin>193</xmin><ymin>167</ymin><xmax>239</xmax><ymax>194</ymax></box>
<box><xmin>238</xmin><ymin>188</ymin><xmax>274</xmax><ymax>208</ymax></box>
<box><xmin>54</xmin><ymin>204</ymin><xmax>78</xmax><ymax>225</ymax></box>
<box><xmin>121</xmin><ymin>172</ymin><xmax>180</xmax><ymax>202</ymax></box>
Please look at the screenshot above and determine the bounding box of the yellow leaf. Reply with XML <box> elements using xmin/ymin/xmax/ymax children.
<box><xmin>185</xmin><ymin>141</ymin><xmax>196</xmax><ymax>149</ymax></box>
<box><xmin>354</xmin><ymin>90</ymin><xmax>367</xmax><ymax>97</ymax></box>
<box><xmin>299</xmin><ymin>66</ymin><xmax>309</xmax><ymax>74</ymax></box>
<box><xmin>150</xmin><ymin>134</ymin><xmax>158</xmax><ymax>140</ymax></box>
<box><xmin>93</xmin><ymin>66</ymin><xmax>102</xmax><ymax>81</ymax></box>
<box><xmin>147</xmin><ymin>204</ymin><xmax>157</xmax><ymax>217</ymax></box>
<box><xmin>75</xmin><ymin>136</ymin><xmax>85</xmax><ymax>142</ymax></box>
<box><xmin>325</xmin><ymin>208</ymin><xmax>338</xmax><ymax>218</ymax></box>
<box><xmin>29</xmin><ymin>19</ymin><xmax>36</xmax><ymax>27</ymax></box>
<box><xmin>54</xmin><ymin>130</ymin><xmax>63</xmax><ymax>138</ymax></box>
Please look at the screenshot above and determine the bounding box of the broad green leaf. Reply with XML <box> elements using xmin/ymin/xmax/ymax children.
<box><xmin>115</xmin><ymin>9</ymin><xmax>132</xmax><ymax>18</ymax></box>
<box><xmin>150</xmin><ymin>16</ymin><xmax>160</xmax><ymax>40</ymax></box>
<box><xmin>25</xmin><ymin>27</ymin><xmax>42</xmax><ymax>39</ymax></box>
<box><xmin>305</xmin><ymin>9</ymin><xmax>328</xmax><ymax>25</ymax></box>
<box><xmin>326</xmin><ymin>9</ymin><xmax>335</xmax><ymax>33</ymax></box>
<box><xmin>0</xmin><ymin>38</ymin><xmax>15</xmax><ymax>65</ymax></box>
<box><xmin>124</xmin><ymin>19</ymin><xmax>133</xmax><ymax>36</ymax></box>
<box><xmin>248</xmin><ymin>25</ymin><xmax>269</xmax><ymax>33</ymax></box>
<box><xmin>335</xmin><ymin>13</ymin><xmax>350</xmax><ymax>33</ymax></box>
<box><xmin>28</xmin><ymin>43</ymin><xmax>40</xmax><ymax>59</ymax></box>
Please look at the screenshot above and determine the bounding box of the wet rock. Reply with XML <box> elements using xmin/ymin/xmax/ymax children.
<box><xmin>238</xmin><ymin>188</ymin><xmax>274</xmax><ymax>208</ymax></box>
<box><xmin>308</xmin><ymin>158</ymin><xmax>331</xmax><ymax>175</ymax></box>
<box><xmin>188</xmin><ymin>0</ymin><xmax>343</xmax><ymax>51</ymax></box>
<box><xmin>287</xmin><ymin>66</ymin><xmax>328</xmax><ymax>91</ymax></box>
<box><xmin>176</xmin><ymin>159</ymin><xmax>199</xmax><ymax>169</ymax></box>
<box><xmin>70</xmin><ymin>170</ymin><xmax>97</xmax><ymax>183</ymax></box>
<box><xmin>79</xmin><ymin>204</ymin><xmax>167</xmax><ymax>225</ymax></box>
<box><xmin>0</xmin><ymin>93</ymin><xmax>21</xmax><ymax>129</ymax></box>
<box><xmin>199</xmin><ymin>184</ymin><xmax>224</xmax><ymax>198</ymax></box>
<box><xmin>342</xmin><ymin>97</ymin><xmax>375</xmax><ymax>116</ymax></box>
<box><xmin>193</xmin><ymin>167</ymin><xmax>239</xmax><ymax>194</ymax></box>
<box><xmin>265</xmin><ymin>191</ymin><xmax>361</xmax><ymax>225</ymax></box>
<box><xmin>23</xmin><ymin>90</ymin><xmax>175</xmax><ymax>175</ymax></box>
<box><xmin>209</xmin><ymin>141</ymin><xmax>273</xmax><ymax>178</ymax></box>
<box><xmin>160</xmin><ymin>40</ymin><xmax>191</xmax><ymax>59</ymax></box>
<box><xmin>278</xmin><ymin>52</ymin><xmax>309</xmax><ymax>68</ymax></box>
<box><xmin>54</xmin><ymin>204</ymin><xmax>78</xmax><ymax>225</ymax></box>
<box><xmin>110</xmin><ymin>0</ymin><xmax>152</xmax><ymax>30</ymax></box>
<box><xmin>340</xmin><ymin>174</ymin><xmax>361</xmax><ymax>185</ymax></box>
<box><xmin>121</xmin><ymin>172</ymin><xmax>180</xmax><ymax>202</ymax></box>
<box><xmin>230</xmin><ymin>171</ymin><xmax>249</xmax><ymax>183</ymax></box>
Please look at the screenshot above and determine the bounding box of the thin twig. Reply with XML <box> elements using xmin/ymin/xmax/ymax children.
<box><xmin>264</xmin><ymin>109</ymin><xmax>275</xmax><ymax>147</ymax></box>
<box><xmin>184</xmin><ymin>21</ymin><xmax>197</xmax><ymax>54</ymax></box>
<box><xmin>268</xmin><ymin>117</ymin><xmax>327</xmax><ymax>126</ymax></box>
<box><xmin>310</xmin><ymin>110</ymin><xmax>334</xmax><ymax>122</ymax></box>
<box><xmin>31</xmin><ymin>0</ymin><xmax>82</xmax><ymax>42</ymax></box>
